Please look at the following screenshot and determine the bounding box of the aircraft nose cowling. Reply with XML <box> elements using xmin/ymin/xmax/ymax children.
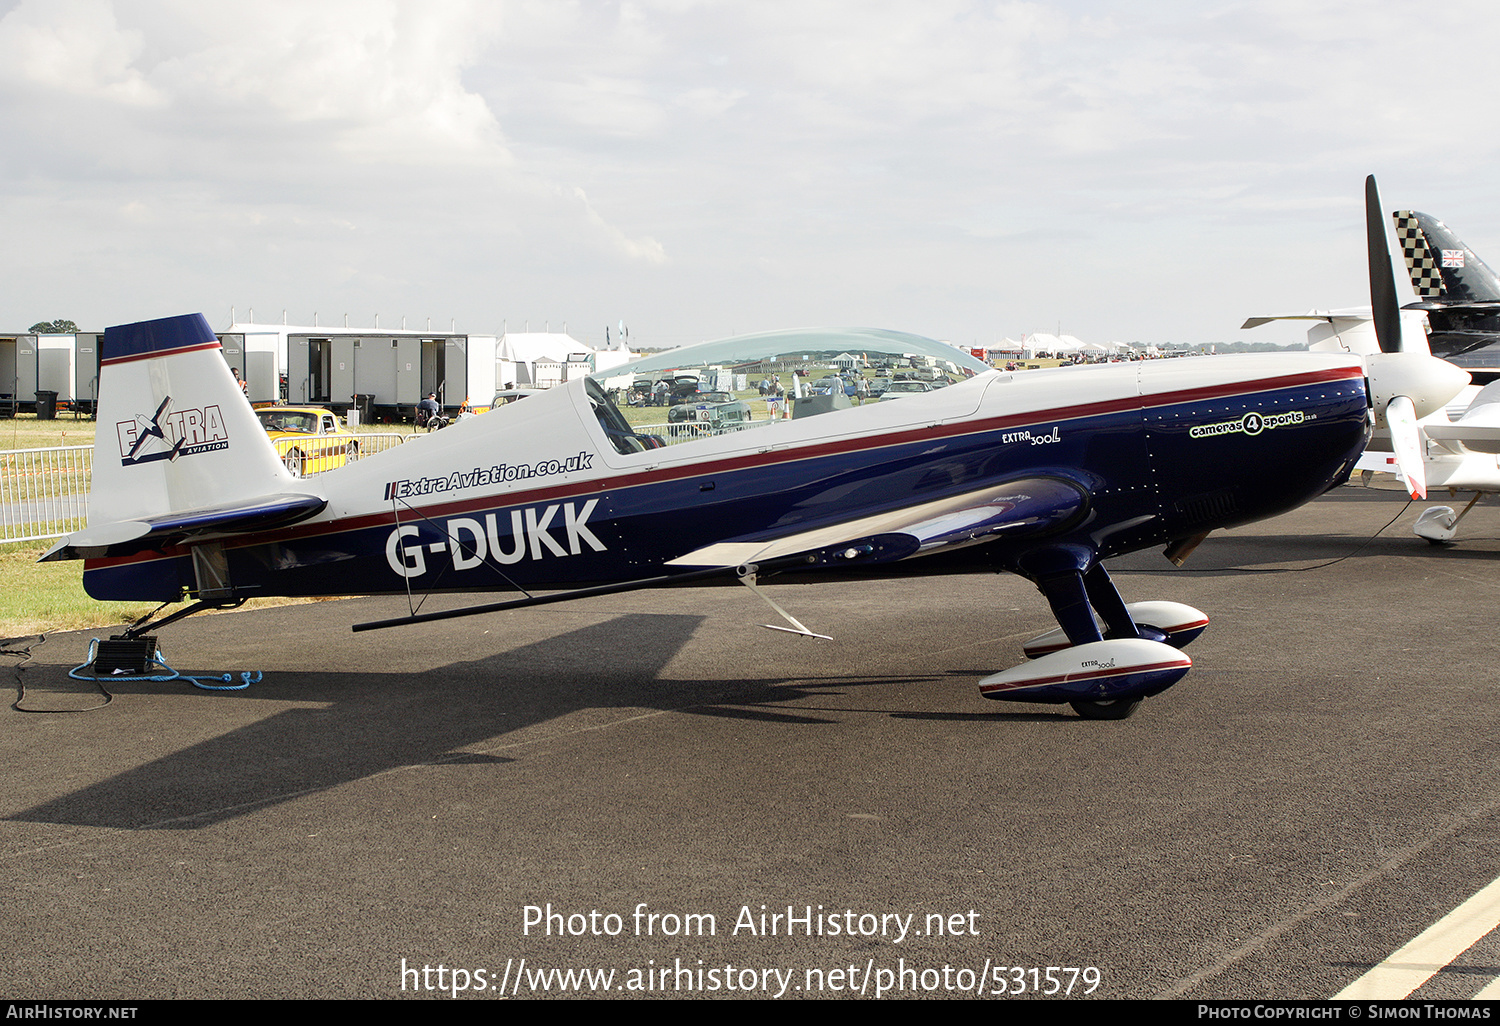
<box><xmin>1139</xmin><ymin>355</ymin><xmax>1371</xmax><ymax>545</ymax></box>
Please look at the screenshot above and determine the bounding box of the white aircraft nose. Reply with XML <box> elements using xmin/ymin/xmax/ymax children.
<box><xmin>1366</xmin><ymin>349</ymin><xmax>1471</xmax><ymax>424</ymax></box>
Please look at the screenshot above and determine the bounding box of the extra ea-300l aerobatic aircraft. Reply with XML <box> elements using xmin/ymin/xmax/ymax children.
<box><xmin>41</xmin><ymin>184</ymin><xmax>1464</xmax><ymax>719</ymax></box>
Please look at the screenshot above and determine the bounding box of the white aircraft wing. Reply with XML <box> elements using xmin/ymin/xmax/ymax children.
<box><xmin>1421</xmin><ymin>384</ymin><xmax>1500</xmax><ymax>454</ymax></box>
<box><xmin>1422</xmin><ymin>419</ymin><xmax>1500</xmax><ymax>454</ymax></box>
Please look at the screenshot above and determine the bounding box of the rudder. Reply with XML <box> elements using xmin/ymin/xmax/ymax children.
<box><xmin>1393</xmin><ymin>210</ymin><xmax>1500</xmax><ymax>303</ymax></box>
<box><xmin>91</xmin><ymin>313</ymin><xmax>297</xmax><ymax>525</ymax></box>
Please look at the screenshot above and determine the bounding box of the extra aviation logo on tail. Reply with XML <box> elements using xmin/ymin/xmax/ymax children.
<box><xmin>116</xmin><ymin>396</ymin><xmax>230</xmax><ymax>466</ymax></box>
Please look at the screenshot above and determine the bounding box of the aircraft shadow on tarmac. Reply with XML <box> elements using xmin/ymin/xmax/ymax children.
<box><xmin>19</xmin><ymin>491</ymin><xmax>1493</xmax><ymax>831</ymax></box>
<box><xmin>1176</xmin><ymin>529</ymin><xmax>1500</xmax><ymax>571</ymax></box>
<box><xmin>1105</xmin><ymin>488</ymin><xmax>1500</xmax><ymax>574</ymax></box>
<box><xmin>8</xmin><ymin>612</ymin><xmax>949</xmax><ymax>831</ymax></box>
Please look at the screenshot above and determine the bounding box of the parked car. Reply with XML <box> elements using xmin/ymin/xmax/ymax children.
<box><xmin>663</xmin><ymin>375</ymin><xmax>704</xmax><ymax>405</ymax></box>
<box><xmin>256</xmin><ymin>405</ymin><xmax>358</xmax><ymax>476</ymax></box>
<box><xmin>490</xmin><ymin>388</ymin><xmax>546</xmax><ymax>407</ymax></box>
<box><xmin>877</xmin><ymin>380</ymin><xmax>934</xmax><ymax>401</ymax></box>
<box><xmin>666</xmin><ymin>394</ymin><xmax>754</xmax><ymax>436</ymax></box>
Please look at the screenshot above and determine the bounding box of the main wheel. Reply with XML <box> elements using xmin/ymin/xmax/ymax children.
<box><xmin>284</xmin><ymin>448</ymin><xmax>306</xmax><ymax>478</ymax></box>
<box><xmin>346</xmin><ymin>440</ymin><xmax>360</xmax><ymax>462</ymax></box>
<box><xmin>1070</xmin><ymin>698</ymin><xmax>1141</xmax><ymax>720</ymax></box>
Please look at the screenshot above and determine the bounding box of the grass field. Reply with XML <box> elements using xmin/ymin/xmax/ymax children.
<box><xmin>0</xmin><ymin>414</ymin><xmax>97</xmax><ymax>451</ymax></box>
<box><xmin>0</xmin><ymin>541</ymin><xmax>340</xmax><ymax>637</ymax></box>
<box><xmin>0</xmin><ymin>541</ymin><xmax>157</xmax><ymax>636</ymax></box>
<box><xmin>0</xmin><ymin>411</ymin><xmax>372</xmax><ymax>636</ymax></box>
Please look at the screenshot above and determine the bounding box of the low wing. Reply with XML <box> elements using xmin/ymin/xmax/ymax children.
<box><xmin>1421</xmin><ymin>384</ymin><xmax>1500</xmax><ymax>455</ymax></box>
<box><xmin>1423</xmin><ymin>418</ymin><xmax>1500</xmax><ymax>454</ymax></box>
<box><xmin>665</xmin><ymin>476</ymin><xmax>1088</xmax><ymax>570</ymax></box>
<box><xmin>41</xmin><ymin>493</ymin><xmax>327</xmax><ymax>561</ymax></box>
<box><xmin>353</xmin><ymin>478</ymin><xmax>1089</xmax><ymax>634</ymax></box>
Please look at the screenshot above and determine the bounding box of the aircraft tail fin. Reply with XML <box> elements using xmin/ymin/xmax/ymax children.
<box><xmin>1392</xmin><ymin>210</ymin><xmax>1500</xmax><ymax>303</ymax></box>
<box><xmin>90</xmin><ymin>314</ymin><xmax>297</xmax><ymax>524</ymax></box>
<box><xmin>47</xmin><ymin>314</ymin><xmax>324</xmax><ymax>578</ymax></box>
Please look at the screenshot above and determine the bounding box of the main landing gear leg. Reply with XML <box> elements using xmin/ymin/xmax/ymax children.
<box><xmin>1037</xmin><ymin>568</ymin><xmax>1102</xmax><ymax>647</ymax></box>
<box><xmin>1081</xmin><ymin>565</ymin><xmax>1167</xmax><ymax>644</ymax></box>
<box><xmin>1036</xmin><ymin>568</ymin><xmax>1143</xmax><ymax>721</ymax></box>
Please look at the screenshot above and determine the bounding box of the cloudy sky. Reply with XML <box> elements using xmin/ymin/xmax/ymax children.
<box><xmin>2</xmin><ymin>0</ymin><xmax>1498</xmax><ymax>350</ymax></box>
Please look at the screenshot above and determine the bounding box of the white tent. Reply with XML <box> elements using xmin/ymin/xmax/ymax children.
<box><xmin>496</xmin><ymin>331</ymin><xmax>632</xmax><ymax>387</ymax></box>
<box><xmin>1021</xmin><ymin>333</ymin><xmax>1067</xmax><ymax>358</ymax></box>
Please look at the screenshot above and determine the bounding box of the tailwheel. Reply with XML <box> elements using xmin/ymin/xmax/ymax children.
<box><xmin>1069</xmin><ymin>698</ymin><xmax>1141</xmax><ymax>721</ymax></box>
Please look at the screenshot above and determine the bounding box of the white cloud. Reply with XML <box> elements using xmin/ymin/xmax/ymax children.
<box><xmin>0</xmin><ymin>0</ymin><xmax>158</xmax><ymax>104</ymax></box>
<box><xmin>142</xmin><ymin>0</ymin><xmax>510</xmax><ymax>161</ymax></box>
<box><xmin>0</xmin><ymin>0</ymin><xmax>675</xmax><ymax>332</ymax></box>
<box><xmin>4</xmin><ymin>0</ymin><xmax>1500</xmax><ymax>343</ymax></box>
<box><xmin>574</xmin><ymin>186</ymin><xmax>666</xmax><ymax>263</ymax></box>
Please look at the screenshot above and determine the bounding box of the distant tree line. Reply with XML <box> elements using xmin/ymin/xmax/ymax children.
<box><xmin>28</xmin><ymin>319</ymin><xmax>79</xmax><ymax>333</ymax></box>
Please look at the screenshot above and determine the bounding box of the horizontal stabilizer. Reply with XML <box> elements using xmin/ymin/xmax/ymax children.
<box><xmin>664</xmin><ymin>476</ymin><xmax>1087</xmax><ymax>569</ymax></box>
<box><xmin>42</xmin><ymin>493</ymin><xmax>326</xmax><ymax>561</ymax></box>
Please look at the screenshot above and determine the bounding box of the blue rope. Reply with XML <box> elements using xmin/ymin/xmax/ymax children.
<box><xmin>69</xmin><ymin>638</ymin><xmax>263</xmax><ymax>692</ymax></box>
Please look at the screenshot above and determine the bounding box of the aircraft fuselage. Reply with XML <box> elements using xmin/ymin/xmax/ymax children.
<box><xmin>82</xmin><ymin>354</ymin><xmax>1370</xmax><ymax>602</ymax></box>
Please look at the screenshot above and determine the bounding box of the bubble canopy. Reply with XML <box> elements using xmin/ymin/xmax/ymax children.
<box><xmin>589</xmin><ymin>327</ymin><xmax>991</xmax><ymax>380</ymax></box>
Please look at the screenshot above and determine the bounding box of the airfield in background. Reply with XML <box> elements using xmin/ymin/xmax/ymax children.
<box><xmin>4</xmin><ymin>481</ymin><xmax>1500</xmax><ymax>1000</ymax></box>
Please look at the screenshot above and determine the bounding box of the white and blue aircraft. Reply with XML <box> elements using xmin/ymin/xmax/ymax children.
<box><xmin>41</xmin><ymin>183</ymin><xmax>1461</xmax><ymax>719</ymax></box>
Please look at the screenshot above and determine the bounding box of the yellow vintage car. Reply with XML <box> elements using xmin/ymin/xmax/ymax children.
<box><xmin>255</xmin><ymin>406</ymin><xmax>359</xmax><ymax>477</ymax></box>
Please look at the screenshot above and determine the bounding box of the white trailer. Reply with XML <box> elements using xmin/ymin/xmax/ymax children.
<box><xmin>0</xmin><ymin>334</ymin><xmax>39</xmax><ymax>415</ymax></box>
<box><xmin>37</xmin><ymin>333</ymin><xmax>77</xmax><ymax>407</ymax></box>
<box><xmin>74</xmin><ymin>333</ymin><xmax>102</xmax><ymax>414</ymax></box>
<box><xmin>284</xmin><ymin>330</ymin><xmax>498</xmax><ymax>420</ymax></box>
